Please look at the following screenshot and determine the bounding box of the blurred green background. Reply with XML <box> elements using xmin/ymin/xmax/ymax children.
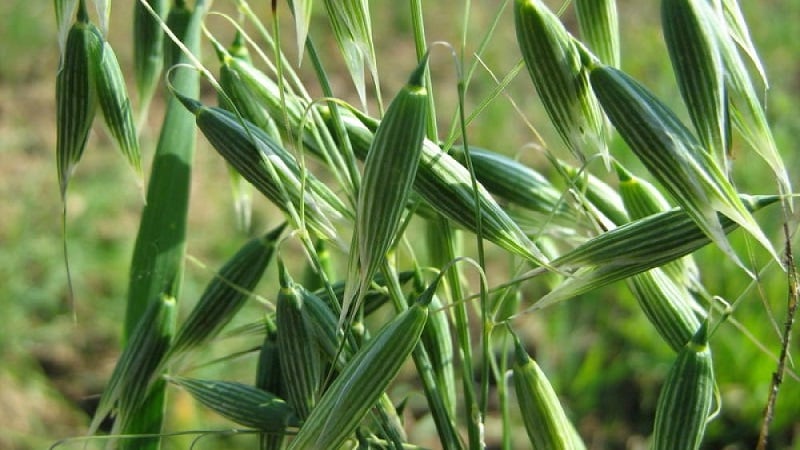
<box><xmin>1</xmin><ymin>1</ymin><xmax>798</xmax><ymax>449</ymax></box>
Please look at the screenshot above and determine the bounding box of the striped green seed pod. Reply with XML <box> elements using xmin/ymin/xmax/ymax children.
<box><xmin>56</xmin><ymin>12</ymin><xmax>99</xmax><ymax>199</ymax></box>
<box><xmin>168</xmin><ymin>376</ymin><xmax>299</xmax><ymax>433</ymax></box>
<box><xmin>614</xmin><ymin>164</ymin><xmax>704</xmax><ymax>351</ymax></box>
<box><xmin>287</xmin><ymin>284</ymin><xmax>434</xmax><ymax>449</ymax></box>
<box><xmin>651</xmin><ymin>322</ymin><xmax>715</xmax><ymax>449</ymax></box>
<box><xmin>628</xmin><ymin>268</ymin><xmax>702</xmax><ymax>352</ymax></box>
<box><xmin>512</xmin><ymin>333</ymin><xmax>586</xmax><ymax>450</ymax></box>
<box><xmin>553</xmin><ymin>194</ymin><xmax>778</xmax><ymax>271</ymax></box>
<box><xmin>89</xmin><ymin>294</ymin><xmax>176</xmax><ymax>435</ymax></box>
<box><xmin>296</xmin><ymin>284</ymin><xmax>352</xmax><ymax>364</ymax></box>
<box><xmin>92</xmin><ymin>37</ymin><xmax>142</xmax><ymax>180</ymax></box>
<box><xmin>277</xmin><ymin>260</ymin><xmax>322</xmax><ymax>420</ymax></box>
<box><xmin>343</xmin><ymin>55</ymin><xmax>429</xmax><ymax>324</ymax></box>
<box><xmin>215</xmin><ymin>35</ymin><xmax>270</xmax><ymax>233</ymax></box>
<box><xmin>256</xmin><ymin>318</ymin><xmax>286</xmax><ymax>450</ymax></box>
<box><xmin>514</xmin><ymin>0</ymin><xmax>608</xmax><ymax>164</ymax></box>
<box><xmin>216</xmin><ymin>54</ymin><xmax>551</xmax><ymax>269</ymax></box>
<box><xmin>218</xmin><ymin>56</ymin><xmax>318</xmax><ymax>153</ymax></box>
<box><xmin>175</xmin><ymin>95</ymin><xmax>346</xmax><ymax>241</ymax></box>
<box><xmin>616</xmin><ymin>162</ymin><xmax>701</xmax><ymax>290</ymax></box>
<box><xmin>663</xmin><ymin>0</ymin><xmax>728</xmax><ymax>164</ymax></box>
<box><xmin>590</xmin><ymin>65</ymin><xmax>779</xmax><ymax>271</ymax></box>
<box><xmin>170</xmin><ymin>224</ymin><xmax>284</xmax><ymax>357</ymax></box>
<box><xmin>215</xmin><ymin>35</ymin><xmax>279</xmax><ymax>138</ymax></box>
<box><xmin>420</xmin><ymin>293</ymin><xmax>456</xmax><ymax>418</ymax></box>
<box><xmin>575</xmin><ymin>0</ymin><xmax>620</xmax><ymax>68</ymax></box>
<box><xmin>528</xmin><ymin>195</ymin><xmax>779</xmax><ymax>310</ymax></box>
<box><xmin>615</xmin><ymin>163</ymin><xmax>671</xmax><ymax>219</ymax></box>
<box><xmin>256</xmin><ymin>317</ymin><xmax>283</xmax><ymax>397</ymax></box>
<box><xmin>449</xmin><ymin>146</ymin><xmax>569</xmax><ymax>219</ymax></box>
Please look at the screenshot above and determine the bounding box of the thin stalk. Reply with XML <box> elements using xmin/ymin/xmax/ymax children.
<box><xmin>491</xmin><ymin>326</ymin><xmax>513</xmax><ymax>450</ymax></box>
<box><xmin>757</xmin><ymin>220</ymin><xmax>798</xmax><ymax>449</ymax></box>
<box><xmin>430</xmin><ymin>216</ymin><xmax>482</xmax><ymax>449</ymax></box>
<box><xmin>409</xmin><ymin>0</ymin><xmax>437</xmax><ymax>139</ymax></box>
<box><xmin>62</xmin><ymin>208</ymin><xmax>75</xmax><ymax>322</ymax></box>
<box><xmin>455</xmin><ymin>51</ymin><xmax>490</xmax><ymax>424</ymax></box>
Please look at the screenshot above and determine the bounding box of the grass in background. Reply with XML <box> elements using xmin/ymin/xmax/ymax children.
<box><xmin>1</xmin><ymin>0</ymin><xmax>798</xmax><ymax>449</ymax></box>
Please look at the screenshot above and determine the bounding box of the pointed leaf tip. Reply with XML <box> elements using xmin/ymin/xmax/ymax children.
<box><xmin>174</xmin><ymin>91</ymin><xmax>202</xmax><ymax>115</ymax></box>
<box><xmin>277</xmin><ymin>257</ymin><xmax>292</xmax><ymax>289</ymax></box>
<box><xmin>407</xmin><ymin>52</ymin><xmax>430</xmax><ymax>89</ymax></box>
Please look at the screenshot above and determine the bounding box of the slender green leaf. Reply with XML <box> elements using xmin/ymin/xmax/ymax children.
<box><xmin>121</xmin><ymin>3</ymin><xmax>206</xmax><ymax>448</ymax></box>
<box><xmin>711</xmin><ymin>5</ymin><xmax>791</xmax><ymax>198</ymax></box>
<box><xmin>134</xmin><ymin>0</ymin><xmax>167</xmax><ymax>118</ymax></box>
<box><xmin>288</xmin><ymin>0</ymin><xmax>313</xmax><ymax>63</ymax></box>
<box><xmin>276</xmin><ymin>260</ymin><xmax>322</xmax><ymax>419</ymax></box>
<box><xmin>720</xmin><ymin>0</ymin><xmax>768</xmax><ymax>89</ymax></box>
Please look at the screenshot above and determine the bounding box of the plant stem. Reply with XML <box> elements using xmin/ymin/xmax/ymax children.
<box><xmin>757</xmin><ymin>220</ymin><xmax>798</xmax><ymax>450</ymax></box>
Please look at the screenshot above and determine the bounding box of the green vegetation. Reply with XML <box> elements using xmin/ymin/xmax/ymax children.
<box><xmin>1</xmin><ymin>0</ymin><xmax>798</xmax><ymax>449</ymax></box>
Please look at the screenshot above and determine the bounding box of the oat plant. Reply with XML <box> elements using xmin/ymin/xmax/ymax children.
<box><xmin>54</xmin><ymin>0</ymin><xmax>797</xmax><ymax>449</ymax></box>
